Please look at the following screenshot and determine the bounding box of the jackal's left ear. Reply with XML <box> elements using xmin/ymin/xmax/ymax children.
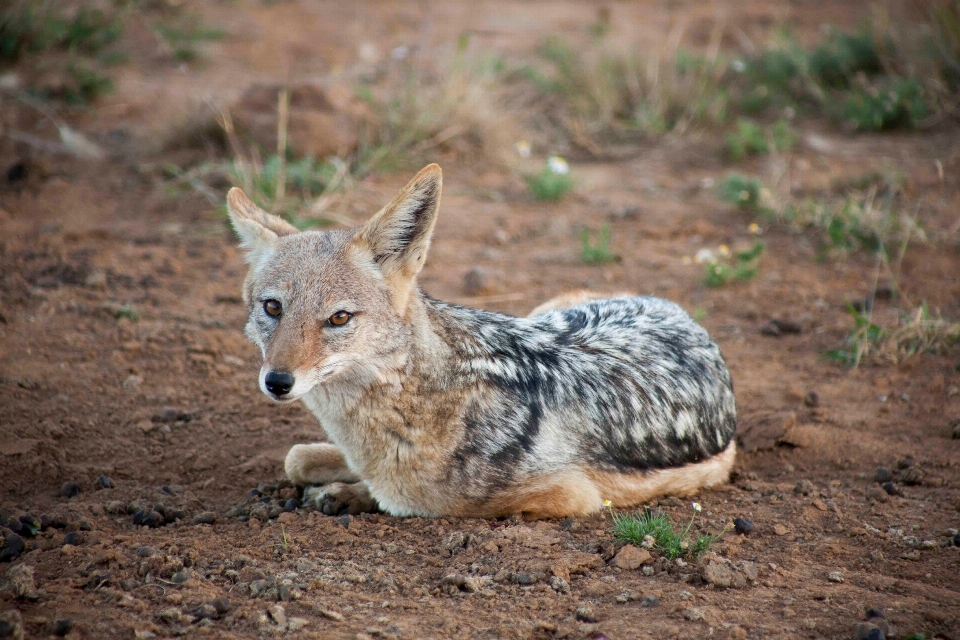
<box><xmin>354</xmin><ymin>164</ymin><xmax>442</xmax><ymax>285</ymax></box>
<box><xmin>226</xmin><ymin>188</ymin><xmax>298</xmax><ymax>264</ymax></box>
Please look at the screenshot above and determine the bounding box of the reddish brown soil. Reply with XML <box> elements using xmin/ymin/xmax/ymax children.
<box><xmin>2</xmin><ymin>2</ymin><xmax>960</xmax><ymax>639</ymax></box>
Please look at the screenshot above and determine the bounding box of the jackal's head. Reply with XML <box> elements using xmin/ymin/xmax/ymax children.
<box><xmin>226</xmin><ymin>164</ymin><xmax>442</xmax><ymax>402</ymax></box>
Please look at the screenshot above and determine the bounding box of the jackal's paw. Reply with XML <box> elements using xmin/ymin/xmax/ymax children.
<box><xmin>303</xmin><ymin>482</ymin><xmax>379</xmax><ymax>516</ymax></box>
<box><xmin>285</xmin><ymin>443</ymin><xmax>360</xmax><ymax>486</ymax></box>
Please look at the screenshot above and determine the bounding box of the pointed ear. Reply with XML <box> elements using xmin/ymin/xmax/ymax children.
<box><xmin>226</xmin><ymin>188</ymin><xmax>298</xmax><ymax>264</ymax></box>
<box><xmin>354</xmin><ymin>164</ymin><xmax>442</xmax><ymax>283</ymax></box>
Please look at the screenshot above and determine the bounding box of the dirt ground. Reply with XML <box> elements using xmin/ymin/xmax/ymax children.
<box><xmin>2</xmin><ymin>1</ymin><xmax>960</xmax><ymax>639</ymax></box>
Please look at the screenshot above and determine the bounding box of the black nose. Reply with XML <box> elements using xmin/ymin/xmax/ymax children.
<box><xmin>264</xmin><ymin>371</ymin><xmax>295</xmax><ymax>396</ymax></box>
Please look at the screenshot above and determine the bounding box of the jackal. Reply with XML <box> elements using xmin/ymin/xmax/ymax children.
<box><xmin>226</xmin><ymin>164</ymin><xmax>737</xmax><ymax>519</ymax></box>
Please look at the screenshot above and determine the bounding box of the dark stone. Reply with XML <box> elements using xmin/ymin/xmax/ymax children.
<box><xmin>211</xmin><ymin>598</ymin><xmax>231</xmax><ymax>615</ymax></box>
<box><xmin>734</xmin><ymin>517</ymin><xmax>754</xmax><ymax>535</ymax></box>
<box><xmin>18</xmin><ymin>515</ymin><xmax>40</xmax><ymax>536</ymax></box>
<box><xmin>874</xmin><ymin>468</ymin><xmax>893</xmax><ymax>483</ymax></box>
<box><xmin>334</xmin><ymin>514</ymin><xmax>351</xmax><ymax>528</ymax></box>
<box><xmin>560</xmin><ymin>516</ymin><xmax>576</xmax><ymax>531</ymax></box>
<box><xmin>54</xmin><ymin>618</ymin><xmax>72</xmax><ymax>636</ymax></box>
<box><xmin>803</xmin><ymin>391</ymin><xmax>820</xmax><ymax>407</ymax></box>
<box><xmin>866</xmin><ymin>608</ymin><xmax>885</xmax><ymax>620</ymax></box>
<box><xmin>0</xmin><ymin>533</ymin><xmax>25</xmax><ymax>562</ymax></box>
<box><xmin>896</xmin><ymin>458</ymin><xmax>915</xmax><ymax>469</ymax></box>
<box><xmin>6</xmin><ymin>161</ymin><xmax>27</xmax><ymax>182</ymax></box>
<box><xmin>771</xmin><ymin>318</ymin><xmax>804</xmax><ymax>334</ymax></box>
<box><xmin>50</xmin><ymin>514</ymin><xmax>68</xmax><ymax>529</ymax></box>
<box><xmin>97</xmin><ymin>475</ymin><xmax>113</xmax><ymax>489</ymax></box>
<box><xmin>63</xmin><ymin>531</ymin><xmax>83</xmax><ymax>546</ymax></box>
<box><xmin>165</xmin><ymin>509</ymin><xmax>186</xmax><ymax>523</ymax></box>
<box><xmin>39</xmin><ymin>514</ymin><xmax>53</xmax><ymax>530</ymax></box>
<box><xmin>79</xmin><ymin>520</ymin><xmax>92</xmax><ymax>531</ymax></box>
<box><xmin>152</xmin><ymin>408</ymin><xmax>180</xmax><ymax>423</ymax></box>
<box><xmin>283</xmin><ymin>499</ymin><xmax>297</xmax><ymax>512</ymax></box>
<box><xmin>133</xmin><ymin>510</ymin><xmax>164</xmax><ymax>528</ymax></box>
<box><xmin>61</xmin><ymin>482</ymin><xmax>82</xmax><ymax>498</ymax></box>
<box><xmin>247</xmin><ymin>489</ymin><xmax>262</xmax><ymax>498</ymax></box>
<box><xmin>171</xmin><ymin>570</ymin><xmax>192</xmax><ymax>584</ymax></box>
<box><xmin>640</xmin><ymin>596</ymin><xmax>660</xmax><ymax>607</ymax></box>
<box><xmin>953</xmin><ymin>532</ymin><xmax>960</xmax><ymax>547</ymax></box>
<box><xmin>881</xmin><ymin>482</ymin><xmax>899</xmax><ymax>496</ymax></box>
<box><xmin>4</xmin><ymin>520</ymin><xmax>23</xmax><ymax>536</ymax></box>
<box><xmin>512</xmin><ymin>572</ymin><xmax>536</xmax><ymax>585</ymax></box>
<box><xmin>192</xmin><ymin>512</ymin><xmax>216</xmax><ymax>525</ymax></box>
<box><xmin>135</xmin><ymin>546</ymin><xmax>156</xmax><ymax>557</ymax></box>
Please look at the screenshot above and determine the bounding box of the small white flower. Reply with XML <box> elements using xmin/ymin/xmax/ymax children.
<box><xmin>694</xmin><ymin>248</ymin><xmax>716</xmax><ymax>264</ymax></box>
<box><xmin>547</xmin><ymin>155</ymin><xmax>569</xmax><ymax>175</ymax></box>
<box><xmin>731</xmin><ymin>59</ymin><xmax>746</xmax><ymax>73</ymax></box>
<box><xmin>692</xmin><ymin>502</ymin><xmax>702</xmax><ymax>512</ymax></box>
<box><xmin>514</xmin><ymin>140</ymin><xmax>532</xmax><ymax>158</ymax></box>
<box><xmin>602</xmin><ymin>499</ymin><xmax>612</xmax><ymax>508</ymax></box>
<box><xmin>391</xmin><ymin>46</ymin><xmax>409</xmax><ymax>61</ymax></box>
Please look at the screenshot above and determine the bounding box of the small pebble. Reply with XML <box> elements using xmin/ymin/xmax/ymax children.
<box><xmin>4</xmin><ymin>520</ymin><xmax>24</xmax><ymax>536</ymax></box>
<box><xmin>640</xmin><ymin>596</ymin><xmax>659</xmax><ymax>607</ymax></box>
<box><xmin>734</xmin><ymin>517</ymin><xmax>754</xmax><ymax>535</ymax></box>
<box><xmin>881</xmin><ymin>482</ymin><xmax>899</xmax><ymax>496</ymax></box>
<box><xmin>794</xmin><ymin>479</ymin><xmax>814</xmax><ymax>495</ymax></box>
<box><xmin>897</xmin><ymin>458</ymin><xmax>914</xmax><ymax>469</ymax></box>
<box><xmin>61</xmin><ymin>482</ymin><xmax>82</xmax><ymax>498</ymax></box>
<box><xmin>79</xmin><ymin>520</ymin><xmax>92</xmax><ymax>531</ymax></box>
<box><xmin>803</xmin><ymin>391</ymin><xmax>820</xmax><ymax>407</ymax></box>
<box><xmin>135</xmin><ymin>546</ymin><xmax>156</xmax><ymax>557</ymax></box>
<box><xmin>132</xmin><ymin>509</ymin><xmax>164</xmax><ymax>528</ymax></box>
<box><xmin>866</xmin><ymin>608</ymin><xmax>885</xmax><ymax>620</ymax></box>
<box><xmin>39</xmin><ymin>514</ymin><xmax>52</xmax><ymax>530</ymax></box>
<box><xmin>54</xmin><ymin>619</ymin><xmax>72</xmax><ymax>636</ymax></box>
<box><xmin>192</xmin><ymin>512</ymin><xmax>216</xmax><ymax>525</ymax></box>
<box><xmin>171</xmin><ymin>570</ymin><xmax>192</xmax><ymax>584</ymax></box>
<box><xmin>195</xmin><ymin>603</ymin><xmax>217</xmax><ymax>620</ymax></box>
<box><xmin>0</xmin><ymin>533</ymin><xmax>25</xmax><ymax>562</ymax></box>
<box><xmin>97</xmin><ymin>475</ymin><xmax>113</xmax><ymax>489</ymax></box>
<box><xmin>247</xmin><ymin>488</ymin><xmax>262</xmax><ymax>498</ymax></box>
<box><xmin>283</xmin><ymin>499</ymin><xmax>298</xmax><ymax>512</ymax></box>
<box><xmin>874</xmin><ymin>468</ymin><xmax>893</xmax><ymax>483</ymax></box>
<box><xmin>575</xmin><ymin>604</ymin><xmax>597</xmax><ymax>623</ymax></box>
<box><xmin>63</xmin><ymin>531</ymin><xmax>83</xmax><ymax>546</ymax></box>
<box><xmin>953</xmin><ymin>532</ymin><xmax>960</xmax><ymax>547</ymax></box>
<box><xmin>335</xmin><ymin>514</ymin><xmax>351</xmax><ymax>528</ymax></box>
<box><xmin>211</xmin><ymin>598</ymin><xmax>231</xmax><ymax>615</ymax></box>
<box><xmin>827</xmin><ymin>571</ymin><xmax>844</xmax><ymax>583</ymax></box>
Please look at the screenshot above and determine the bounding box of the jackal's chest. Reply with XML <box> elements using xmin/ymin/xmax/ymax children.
<box><xmin>301</xmin><ymin>391</ymin><xmax>459</xmax><ymax>516</ymax></box>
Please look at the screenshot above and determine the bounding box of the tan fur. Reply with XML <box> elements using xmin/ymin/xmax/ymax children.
<box><xmin>529</xmin><ymin>289</ymin><xmax>636</xmax><ymax>316</ymax></box>
<box><xmin>586</xmin><ymin>440</ymin><xmax>737</xmax><ymax>507</ymax></box>
<box><xmin>284</xmin><ymin>443</ymin><xmax>360</xmax><ymax>485</ymax></box>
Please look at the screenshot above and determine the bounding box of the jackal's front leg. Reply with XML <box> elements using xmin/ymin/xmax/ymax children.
<box><xmin>284</xmin><ymin>443</ymin><xmax>360</xmax><ymax>486</ymax></box>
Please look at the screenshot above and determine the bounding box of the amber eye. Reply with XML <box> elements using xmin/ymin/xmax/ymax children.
<box><xmin>263</xmin><ymin>300</ymin><xmax>282</xmax><ymax>317</ymax></box>
<box><xmin>329</xmin><ymin>311</ymin><xmax>352</xmax><ymax>326</ymax></box>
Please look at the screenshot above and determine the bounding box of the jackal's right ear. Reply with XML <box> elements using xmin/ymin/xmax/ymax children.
<box><xmin>226</xmin><ymin>188</ymin><xmax>298</xmax><ymax>264</ymax></box>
